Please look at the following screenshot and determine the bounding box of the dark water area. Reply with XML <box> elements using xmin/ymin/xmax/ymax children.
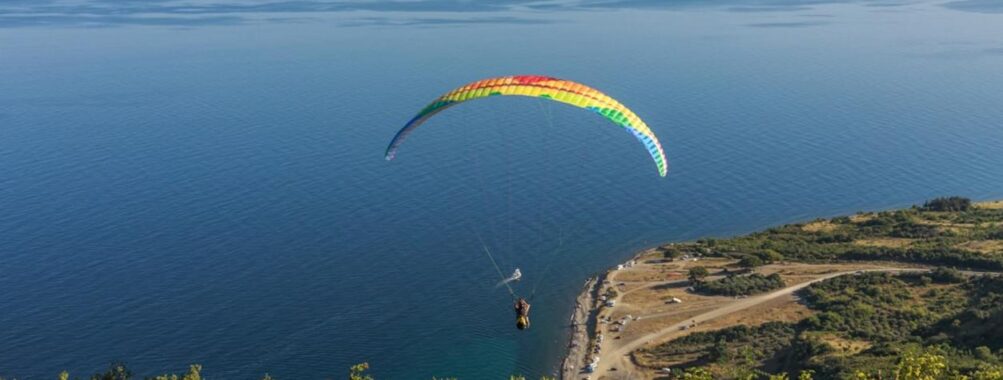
<box><xmin>1</xmin><ymin>1</ymin><xmax>1002</xmax><ymax>378</ymax></box>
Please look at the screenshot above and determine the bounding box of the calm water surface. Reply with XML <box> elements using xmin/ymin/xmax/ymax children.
<box><xmin>2</xmin><ymin>0</ymin><xmax>1003</xmax><ymax>378</ymax></box>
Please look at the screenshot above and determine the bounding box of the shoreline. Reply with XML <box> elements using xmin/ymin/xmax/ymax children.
<box><xmin>557</xmin><ymin>198</ymin><xmax>1003</xmax><ymax>379</ymax></box>
<box><xmin>559</xmin><ymin>274</ymin><xmax>602</xmax><ymax>380</ymax></box>
<box><xmin>558</xmin><ymin>254</ymin><xmax>643</xmax><ymax>380</ymax></box>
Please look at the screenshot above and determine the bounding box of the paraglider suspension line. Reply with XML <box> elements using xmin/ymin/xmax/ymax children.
<box><xmin>528</xmin><ymin>225</ymin><xmax>563</xmax><ymax>302</ymax></box>
<box><xmin>475</xmin><ymin>230</ymin><xmax>517</xmax><ymax>300</ymax></box>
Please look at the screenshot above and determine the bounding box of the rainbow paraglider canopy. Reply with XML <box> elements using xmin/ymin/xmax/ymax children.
<box><xmin>385</xmin><ymin>75</ymin><xmax>668</xmax><ymax>177</ymax></box>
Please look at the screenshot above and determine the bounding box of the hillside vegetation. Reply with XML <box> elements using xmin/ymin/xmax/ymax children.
<box><xmin>656</xmin><ymin>197</ymin><xmax>1003</xmax><ymax>271</ymax></box>
<box><xmin>694</xmin><ymin>273</ymin><xmax>786</xmax><ymax>296</ymax></box>
<box><xmin>637</xmin><ymin>197</ymin><xmax>1003</xmax><ymax>379</ymax></box>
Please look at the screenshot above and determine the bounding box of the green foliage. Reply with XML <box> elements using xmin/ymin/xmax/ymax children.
<box><xmin>971</xmin><ymin>365</ymin><xmax>1003</xmax><ymax>380</ymax></box>
<box><xmin>666</xmin><ymin>344</ymin><xmax>1001</xmax><ymax>380</ymax></box>
<box><xmin>91</xmin><ymin>362</ymin><xmax>132</xmax><ymax>380</ymax></box>
<box><xmin>662</xmin><ymin>246</ymin><xmax>684</xmax><ymax>260</ymax></box>
<box><xmin>654</xmin><ymin>198</ymin><xmax>1003</xmax><ymax>271</ymax></box>
<box><xmin>770</xmin><ymin>371</ymin><xmax>816</xmax><ymax>380</ymax></box>
<box><xmin>754</xmin><ymin>249</ymin><xmax>784</xmax><ymax>263</ymax></box>
<box><xmin>925</xmin><ymin>275</ymin><xmax>1003</xmax><ymax>350</ymax></box>
<box><xmin>923</xmin><ymin>197</ymin><xmax>973</xmax><ymax>212</ymax></box>
<box><xmin>888</xmin><ymin>350</ymin><xmax>947</xmax><ymax>380</ymax></box>
<box><xmin>694</xmin><ymin>273</ymin><xmax>785</xmax><ymax>297</ymax></box>
<box><xmin>641</xmin><ymin>322</ymin><xmax>797</xmax><ymax>367</ymax></box>
<box><xmin>930</xmin><ymin>267</ymin><xmax>967</xmax><ymax>284</ymax></box>
<box><xmin>349</xmin><ymin>363</ymin><xmax>374</xmax><ymax>380</ymax></box>
<box><xmin>150</xmin><ymin>364</ymin><xmax>202</xmax><ymax>380</ymax></box>
<box><xmin>799</xmin><ymin>272</ymin><xmax>964</xmax><ymax>341</ymax></box>
<box><xmin>850</xmin><ymin>349</ymin><xmax>999</xmax><ymax>380</ymax></box>
<box><xmin>889</xmin><ymin>221</ymin><xmax>942</xmax><ymax>239</ymax></box>
<box><xmin>644</xmin><ymin>269</ymin><xmax>1003</xmax><ymax>378</ymax></box>
<box><xmin>689</xmin><ymin>266</ymin><xmax>710</xmax><ymax>283</ymax></box>
<box><xmin>976</xmin><ymin>347</ymin><xmax>997</xmax><ymax>362</ymax></box>
<box><xmin>739</xmin><ymin>255</ymin><xmax>765</xmax><ymax>269</ymax></box>
<box><xmin>681</xmin><ymin>367</ymin><xmax>714</xmax><ymax>380</ymax></box>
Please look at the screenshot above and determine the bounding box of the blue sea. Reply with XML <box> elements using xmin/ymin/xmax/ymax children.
<box><xmin>2</xmin><ymin>0</ymin><xmax>1002</xmax><ymax>378</ymax></box>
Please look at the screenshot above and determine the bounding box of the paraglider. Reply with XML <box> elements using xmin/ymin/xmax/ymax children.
<box><xmin>386</xmin><ymin>75</ymin><xmax>668</xmax><ymax>331</ymax></box>
<box><xmin>514</xmin><ymin>297</ymin><xmax>531</xmax><ymax>330</ymax></box>
<box><xmin>384</xmin><ymin>75</ymin><xmax>668</xmax><ymax>177</ymax></box>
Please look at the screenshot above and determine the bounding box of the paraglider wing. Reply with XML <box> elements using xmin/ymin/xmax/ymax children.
<box><xmin>384</xmin><ymin>75</ymin><xmax>668</xmax><ymax>177</ymax></box>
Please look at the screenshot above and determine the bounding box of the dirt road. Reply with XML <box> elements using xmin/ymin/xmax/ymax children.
<box><xmin>590</xmin><ymin>268</ymin><xmax>923</xmax><ymax>379</ymax></box>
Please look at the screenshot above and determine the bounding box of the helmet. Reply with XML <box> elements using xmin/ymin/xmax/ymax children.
<box><xmin>516</xmin><ymin>316</ymin><xmax>529</xmax><ymax>330</ymax></box>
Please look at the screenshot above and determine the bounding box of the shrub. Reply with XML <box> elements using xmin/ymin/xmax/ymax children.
<box><xmin>922</xmin><ymin>197</ymin><xmax>972</xmax><ymax>212</ymax></box>
<box><xmin>694</xmin><ymin>273</ymin><xmax>785</xmax><ymax>296</ymax></box>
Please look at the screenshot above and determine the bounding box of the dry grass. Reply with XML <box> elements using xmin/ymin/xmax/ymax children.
<box><xmin>812</xmin><ymin>333</ymin><xmax>871</xmax><ymax>355</ymax></box>
<box><xmin>631</xmin><ymin>295</ymin><xmax>813</xmax><ymax>374</ymax></box>
<box><xmin>976</xmin><ymin>200</ymin><xmax>1003</xmax><ymax>209</ymax></box>
<box><xmin>854</xmin><ymin>238</ymin><xmax>916</xmax><ymax>248</ymax></box>
<box><xmin>802</xmin><ymin>221</ymin><xmax>837</xmax><ymax>233</ymax></box>
<box><xmin>956</xmin><ymin>240</ymin><xmax>1003</xmax><ymax>254</ymax></box>
<box><xmin>851</xmin><ymin>213</ymin><xmax>875</xmax><ymax>223</ymax></box>
<box><xmin>915</xmin><ymin>218</ymin><xmax>976</xmax><ymax>229</ymax></box>
<box><xmin>697</xmin><ymin>294</ymin><xmax>812</xmax><ymax>332</ymax></box>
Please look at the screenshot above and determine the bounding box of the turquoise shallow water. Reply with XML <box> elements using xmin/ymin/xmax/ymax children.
<box><xmin>2</xmin><ymin>1</ymin><xmax>1003</xmax><ymax>378</ymax></box>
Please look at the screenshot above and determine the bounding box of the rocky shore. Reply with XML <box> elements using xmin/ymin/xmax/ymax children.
<box><xmin>560</xmin><ymin>273</ymin><xmax>603</xmax><ymax>380</ymax></box>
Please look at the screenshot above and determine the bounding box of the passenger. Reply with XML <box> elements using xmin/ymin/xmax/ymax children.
<box><xmin>515</xmin><ymin>298</ymin><xmax>531</xmax><ymax>330</ymax></box>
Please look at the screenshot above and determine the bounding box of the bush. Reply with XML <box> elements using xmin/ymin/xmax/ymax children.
<box><xmin>689</xmin><ymin>266</ymin><xmax>710</xmax><ymax>283</ymax></box>
<box><xmin>739</xmin><ymin>255</ymin><xmax>765</xmax><ymax>269</ymax></box>
<box><xmin>922</xmin><ymin>197</ymin><xmax>972</xmax><ymax>212</ymax></box>
<box><xmin>929</xmin><ymin>267</ymin><xmax>966</xmax><ymax>284</ymax></box>
<box><xmin>694</xmin><ymin>273</ymin><xmax>785</xmax><ymax>296</ymax></box>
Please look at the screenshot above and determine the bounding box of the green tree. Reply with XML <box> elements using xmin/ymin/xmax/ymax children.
<box><xmin>922</xmin><ymin>197</ymin><xmax>972</xmax><ymax>212</ymax></box>
<box><xmin>972</xmin><ymin>365</ymin><xmax>1003</xmax><ymax>380</ymax></box>
<box><xmin>689</xmin><ymin>266</ymin><xmax>710</xmax><ymax>284</ymax></box>
<box><xmin>739</xmin><ymin>256</ymin><xmax>765</xmax><ymax>270</ymax></box>
<box><xmin>976</xmin><ymin>346</ymin><xmax>997</xmax><ymax>361</ymax></box>
<box><xmin>856</xmin><ymin>350</ymin><xmax>946</xmax><ymax>380</ymax></box>
<box><xmin>151</xmin><ymin>364</ymin><xmax>202</xmax><ymax>380</ymax></box>
<box><xmin>91</xmin><ymin>362</ymin><xmax>131</xmax><ymax>380</ymax></box>
<box><xmin>349</xmin><ymin>363</ymin><xmax>374</xmax><ymax>380</ymax></box>
<box><xmin>662</xmin><ymin>247</ymin><xmax>683</xmax><ymax>260</ymax></box>
<box><xmin>756</xmin><ymin>249</ymin><xmax>784</xmax><ymax>263</ymax></box>
<box><xmin>682</xmin><ymin>367</ymin><xmax>713</xmax><ymax>380</ymax></box>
